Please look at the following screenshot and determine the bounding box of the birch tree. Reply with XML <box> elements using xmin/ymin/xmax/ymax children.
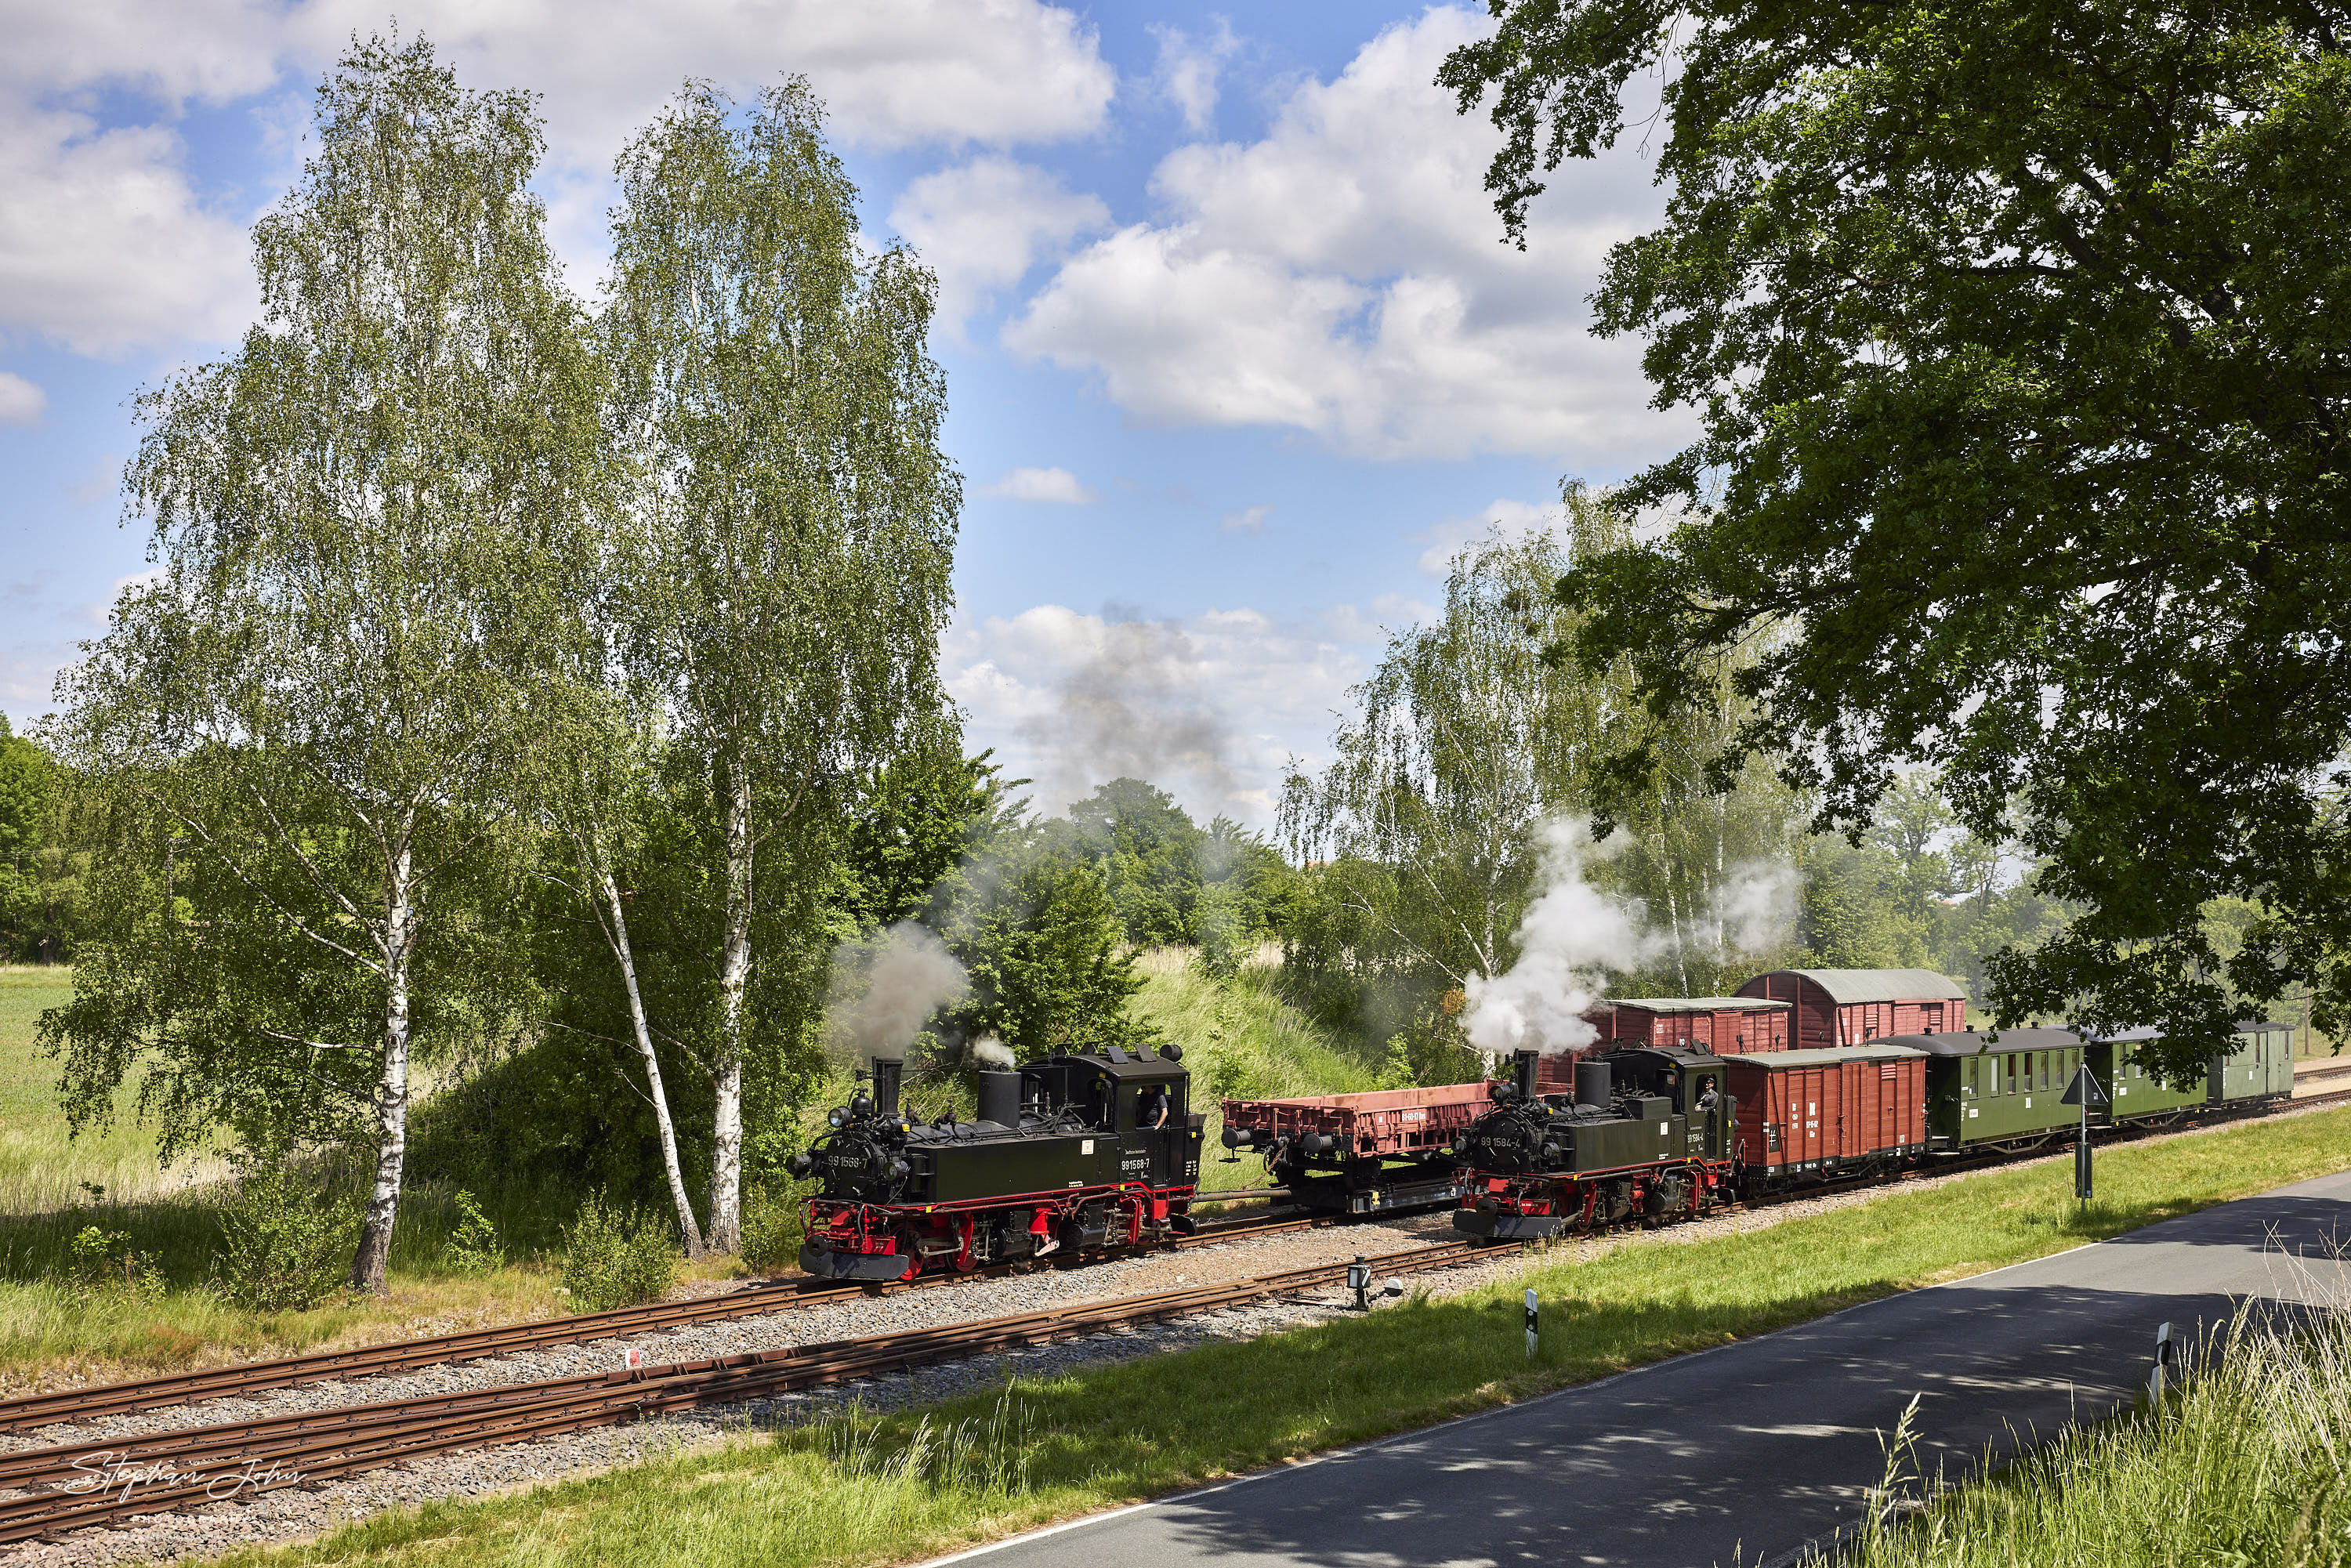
<box><xmin>606</xmin><ymin>80</ymin><xmax>959</xmax><ymax>1252</ymax></box>
<box><xmin>41</xmin><ymin>35</ymin><xmax>599</xmax><ymax>1291</ymax></box>
<box><xmin>531</xmin><ymin>679</ymin><xmax>708</xmax><ymax>1259</ymax></box>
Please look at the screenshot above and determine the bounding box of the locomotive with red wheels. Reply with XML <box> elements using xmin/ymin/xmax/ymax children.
<box><xmin>1452</xmin><ymin>1046</ymin><xmax>1737</xmax><ymax>1240</ymax></box>
<box><xmin>787</xmin><ymin>1043</ymin><xmax>1204</xmax><ymax>1281</ymax></box>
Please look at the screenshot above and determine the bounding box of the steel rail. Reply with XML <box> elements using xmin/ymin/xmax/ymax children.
<box><xmin>0</xmin><ymin>1208</ymin><xmax>1342</xmax><ymax>1434</ymax></box>
<box><xmin>0</xmin><ymin>1239</ymin><xmax>1493</xmax><ymax>1544</ymax></box>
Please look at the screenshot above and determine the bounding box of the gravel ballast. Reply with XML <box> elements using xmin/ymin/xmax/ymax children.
<box><xmin>11</xmin><ymin>1103</ymin><xmax>2337</xmax><ymax>1568</ymax></box>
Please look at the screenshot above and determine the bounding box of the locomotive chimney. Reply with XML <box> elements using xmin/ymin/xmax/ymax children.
<box><xmin>1512</xmin><ymin>1049</ymin><xmax>1539</xmax><ymax>1103</ymax></box>
<box><xmin>978</xmin><ymin>1069</ymin><xmax>1020</xmax><ymax>1129</ymax></box>
<box><xmin>1574</xmin><ymin>1059</ymin><xmax>1611</xmax><ymax>1111</ymax></box>
<box><xmin>873</xmin><ymin>1059</ymin><xmax>902</xmax><ymax>1117</ymax></box>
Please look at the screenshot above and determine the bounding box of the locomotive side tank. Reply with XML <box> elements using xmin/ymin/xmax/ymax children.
<box><xmin>790</xmin><ymin>1042</ymin><xmax>1204</xmax><ymax>1282</ymax></box>
<box><xmin>1451</xmin><ymin>1046</ymin><xmax>1737</xmax><ymax>1241</ymax></box>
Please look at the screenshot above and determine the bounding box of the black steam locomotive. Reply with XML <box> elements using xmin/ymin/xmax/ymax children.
<box><xmin>788</xmin><ymin>1044</ymin><xmax>1205</xmax><ymax>1281</ymax></box>
<box><xmin>1452</xmin><ymin>1047</ymin><xmax>1737</xmax><ymax>1240</ymax></box>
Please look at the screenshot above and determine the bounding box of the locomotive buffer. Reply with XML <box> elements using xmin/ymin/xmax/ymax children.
<box><xmin>2060</xmin><ymin>1063</ymin><xmax>2110</xmax><ymax>1208</ymax></box>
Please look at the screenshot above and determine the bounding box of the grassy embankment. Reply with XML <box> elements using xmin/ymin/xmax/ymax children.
<box><xmin>0</xmin><ymin>966</ymin><xmax>571</xmax><ymax>1381</ymax></box>
<box><xmin>1845</xmin><ymin>1287</ymin><xmax>2351</xmax><ymax>1565</ymax></box>
<box><xmin>1128</xmin><ymin>947</ymin><xmax>1380</xmax><ymax>1194</ymax></box>
<box><xmin>0</xmin><ymin>952</ymin><xmax>1364</xmax><ymax>1377</ymax></box>
<box><xmin>207</xmin><ymin>1102</ymin><xmax>2351</xmax><ymax>1568</ymax></box>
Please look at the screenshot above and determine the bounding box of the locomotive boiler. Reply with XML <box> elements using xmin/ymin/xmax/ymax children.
<box><xmin>1452</xmin><ymin>1046</ymin><xmax>1737</xmax><ymax>1240</ymax></box>
<box><xmin>788</xmin><ymin>1042</ymin><xmax>1205</xmax><ymax>1281</ymax></box>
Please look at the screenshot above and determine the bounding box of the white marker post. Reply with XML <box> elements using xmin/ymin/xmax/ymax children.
<box><xmin>624</xmin><ymin>1345</ymin><xmax>645</xmax><ymax>1372</ymax></box>
<box><xmin>1524</xmin><ymin>1288</ymin><xmax>1538</xmax><ymax>1360</ymax></box>
<box><xmin>2150</xmin><ymin>1322</ymin><xmax>2177</xmax><ymax>1401</ymax></box>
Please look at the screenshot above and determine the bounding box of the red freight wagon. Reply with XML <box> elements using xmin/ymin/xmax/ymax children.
<box><xmin>1719</xmin><ymin>1044</ymin><xmax>1929</xmax><ymax>1185</ymax></box>
<box><xmin>1220</xmin><ymin>1081</ymin><xmax>1491</xmax><ymax>1212</ymax></box>
<box><xmin>1534</xmin><ymin>997</ymin><xmax>1794</xmax><ymax>1094</ymax></box>
<box><xmin>1735</xmin><ymin>969</ymin><xmax>1969</xmax><ymax>1049</ymax></box>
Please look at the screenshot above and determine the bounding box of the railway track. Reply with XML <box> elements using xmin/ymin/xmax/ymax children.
<box><xmin>0</xmin><ymin>1237</ymin><xmax>1495</xmax><ymax>1544</ymax></box>
<box><xmin>0</xmin><ymin>1204</ymin><xmax>1370</xmax><ymax>1434</ymax></box>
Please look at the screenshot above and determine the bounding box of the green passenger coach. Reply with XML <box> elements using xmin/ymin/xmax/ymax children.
<box><xmin>1891</xmin><ymin>1027</ymin><xmax>2088</xmax><ymax>1151</ymax></box>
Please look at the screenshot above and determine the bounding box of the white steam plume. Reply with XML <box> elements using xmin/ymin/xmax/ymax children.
<box><xmin>971</xmin><ymin>1035</ymin><xmax>1016</xmax><ymax>1069</ymax></box>
<box><xmin>829</xmin><ymin>922</ymin><xmax>969</xmax><ymax>1065</ymax></box>
<box><xmin>1462</xmin><ymin>822</ymin><xmax>1802</xmax><ymax>1063</ymax></box>
<box><xmin>1716</xmin><ymin>859</ymin><xmax>1799</xmax><ymax>955</ymax></box>
<box><xmin>1462</xmin><ymin>820</ymin><xmax>1656</xmax><ymax>1060</ymax></box>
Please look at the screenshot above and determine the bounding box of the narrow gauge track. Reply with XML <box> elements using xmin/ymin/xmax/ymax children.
<box><xmin>0</xmin><ymin>1238</ymin><xmax>1494</xmax><ymax>1545</ymax></box>
<box><xmin>0</xmin><ymin>1204</ymin><xmax>1393</xmax><ymax>1434</ymax></box>
<box><xmin>11</xmin><ymin>1092</ymin><xmax>2338</xmax><ymax>1439</ymax></box>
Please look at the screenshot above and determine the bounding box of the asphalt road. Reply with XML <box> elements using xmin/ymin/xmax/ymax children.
<box><xmin>929</xmin><ymin>1168</ymin><xmax>2351</xmax><ymax>1568</ymax></box>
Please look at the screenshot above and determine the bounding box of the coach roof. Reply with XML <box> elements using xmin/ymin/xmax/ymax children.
<box><xmin>1608</xmin><ymin>996</ymin><xmax>1793</xmax><ymax>1012</ymax></box>
<box><xmin>1742</xmin><ymin>968</ymin><xmax>1969</xmax><ymax>1004</ymax></box>
<box><xmin>1880</xmin><ymin>1027</ymin><xmax>2083</xmax><ymax>1057</ymax></box>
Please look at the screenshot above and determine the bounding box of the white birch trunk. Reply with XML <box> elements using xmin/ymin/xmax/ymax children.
<box><xmin>350</xmin><ymin>829</ymin><xmax>414</xmax><ymax>1292</ymax></box>
<box><xmin>595</xmin><ymin>845</ymin><xmax>705</xmax><ymax>1258</ymax></box>
<box><xmin>707</xmin><ymin>769</ymin><xmax>752</xmax><ymax>1254</ymax></box>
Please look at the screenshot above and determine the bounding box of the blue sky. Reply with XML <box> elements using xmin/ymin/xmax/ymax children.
<box><xmin>0</xmin><ymin>1</ymin><xmax>1684</xmax><ymax>827</ymax></box>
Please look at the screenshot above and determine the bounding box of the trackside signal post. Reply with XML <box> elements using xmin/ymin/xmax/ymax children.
<box><xmin>2061</xmin><ymin>1065</ymin><xmax>2110</xmax><ymax>1210</ymax></box>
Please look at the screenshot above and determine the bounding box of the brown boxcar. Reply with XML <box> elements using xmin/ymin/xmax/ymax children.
<box><xmin>1735</xmin><ymin>969</ymin><xmax>1969</xmax><ymax>1049</ymax></box>
<box><xmin>1720</xmin><ymin>1044</ymin><xmax>1929</xmax><ymax>1182</ymax></box>
<box><xmin>1589</xmin><ymin>996</ymin><xmax>1794</xmax><ymax>1055</ymax></box>
<box><xmin>1534</xmin><ymin>997</ymin><xmax>1794</xmax><ymax>1093</ymax></box>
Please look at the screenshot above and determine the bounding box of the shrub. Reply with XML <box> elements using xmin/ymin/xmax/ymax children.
<box><xmin>560</xmin><ymin>1193</ymin><xmax>679</xmax><ymax>1313</ymax></box>
<box><xmin>445</xmin><ymin>1189</ymin><xmax>503</xmax><ymax>1275</ymax></box>
<box><xmin>742</xmin><ymin>1184</ymin><xmax>809</xmax><ymax>1273</ymax></box>
<box><xmin>216</xmin><ymin>1158</ymin><xmax>359</xmax><ymax>1312</ymax></box>
<box><xmin>68</xmin><ymin>1224</ymin><xmax>155</xmax><ymax>1300</ymax></box>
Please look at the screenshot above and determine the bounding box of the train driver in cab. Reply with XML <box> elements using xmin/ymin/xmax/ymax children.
<box><xmin>1139</xmin><ymin>1081</ymin><xmax>1172</xmax><ymax>1131</ymax></box>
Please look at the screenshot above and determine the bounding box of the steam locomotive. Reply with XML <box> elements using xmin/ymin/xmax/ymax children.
<box><xmin>787</xmin><ymin>1044</ymin><xmax>1204</xmax><ymax>1281</ymax></box>
<box><xmin>1451</xmin><ymin>1048</ymin><xmax>1737</xmax><ymax>1240</ymax></box>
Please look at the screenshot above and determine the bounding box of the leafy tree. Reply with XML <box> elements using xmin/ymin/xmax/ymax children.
<box><xmin>42</xmin><ymin>35</ymin><xmax>597</xmax><ymax>1290</ymax></box>
<box><xmin>935</xmin><ymin>835</ymin><xmax>1153</xmax><ymax>1056</ymax></box>
<box><xmin>530</xmin><ymin>682</ymin><xmax>712</xmax><ymax>1258</ymax></box>
<box><xmin>0</xmin><ymin>719</ymin><xmax>82</xmax><ymax>963</ymax></box>
<box><xmin>604</xmin><ymin>78</ymin><xmax>959</xmax><ymax>1249</ymax></box>
<box><xmin>1280</xmin><ymin>516</ymin><xmax>1624</xmax><ymax>1001</ymax></box>
<box><xmin>1444</xmin><ymin>0</ymin><xmax>2351</xmax><ymax>1084</ymax></box>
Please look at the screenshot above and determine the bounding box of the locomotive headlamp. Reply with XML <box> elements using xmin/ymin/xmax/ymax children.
<box><xmin>827</xmin><ymin>1106</ymin><xmax>849</xmax><ymax>1128</ymax></box>
<box><xmin>785</xmin><ymin>1153</ymin><xmax>813</xmax><ymax>1178</ymax></box>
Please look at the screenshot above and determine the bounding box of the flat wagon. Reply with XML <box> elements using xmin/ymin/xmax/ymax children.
<box><xmin>1220</xmin><ymin>1081</ymin><xmax>1487</xmax><ymax>1211</ymax></box>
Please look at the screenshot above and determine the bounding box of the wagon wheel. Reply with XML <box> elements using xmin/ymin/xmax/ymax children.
<box><xmin>893</xmin><ymin>1222</ymin><xmax>923</xmax><ymax>1283</ymax></box>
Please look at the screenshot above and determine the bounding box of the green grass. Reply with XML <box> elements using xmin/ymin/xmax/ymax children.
<box><xmin>201</xmin><ymin>1103</ymin><xmax>2351</xmax><ymax>1568</ymax></box>
<box><xmin>1845</xmin><ymin>1291</ymin><xmax>2351</xmax><ymax>1565</ymax></box>
<box><xmin>1130</xmin><ymin>948</ymin><xmax>1382</xmax><ymax>1195</ymax></box>
<box><xmin>0</xmin><ymin>967</ymin><xmax>636</xmax><ymax>1382</ymax></box>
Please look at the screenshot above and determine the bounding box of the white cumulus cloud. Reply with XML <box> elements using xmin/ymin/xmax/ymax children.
<box><xmin>1149</xmin><ymin>19</ymin><xmax>1238</xmax><ymax>133</ymax></box>
<box><xmin>981</xmin><ymin>465</ymin><xmax>1100</xmax><ymax>504</ymax></box>
<box><xmin>0</xmin><ymin>371</ymin><xmax>46</xmax><ymax>425</ymax></box>
<box><xmin>1005</xmin><ymin>6</ymin><xmax>1683</xmax><ymax>465</ymax></box>
<box><xmin>0</xmin><ymin>0</ymin><xmax>1118</xmax><ymax>355</ymax></box>
<box><xmin>1219</xmin><ymin>503</ymin><xmax>1273</xmax><ymax>534</ymax></box>
<box><xmin>1416</xmin><ymin>497</ymin><xmax>1562</xmax><ymax>574</ymax></box>
<box><xmin>889</xmin><ymin>155</ymin><xmax>1108</xmax><ymax>332</ymax></box>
